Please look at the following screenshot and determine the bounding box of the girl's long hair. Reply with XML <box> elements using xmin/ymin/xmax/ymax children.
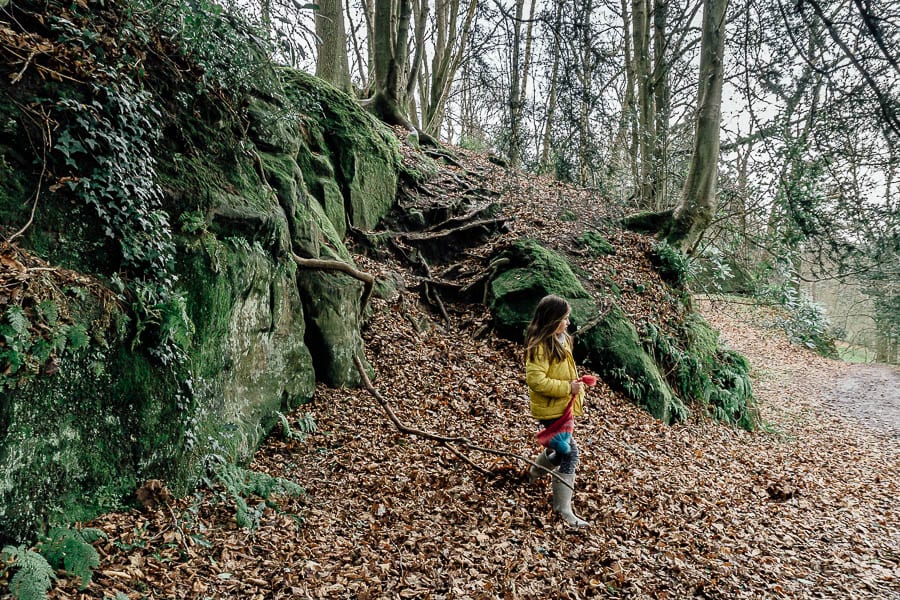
<box><xmin>524</xmin><ymin>295</ymin><xmax>571</xmax><ymax>363</ymax></box>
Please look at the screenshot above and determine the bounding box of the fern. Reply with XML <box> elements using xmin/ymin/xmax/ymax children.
<box><xmin>211</xmin><ymin>462</ymin><xmax>305</xmax><ymax>530</ymax></box>
<box><xmin>296</xmin><ymin>412</ymin><xmax>317</xmax><ymax>434</ymax></box>
<box><xmin>6</xmin><ymin>306</ymin><xmax>31</xmax><ymax>337</ymax></box>
<box><xmin>65</xmin><ymin>323</ymin><xmax>89</xmax><ymax>351</ymax></box>
<box><xmin>35</xmin><ymin>301</ymin><xmax>59</xmax><ymax>328</ymax></box>
<box><xmin>38</xmin><ymin>528</ymin><xmax>102</xmax><ymax>590</ymax></box>
<box><xmin>275</xmin><ymin>411</ymin><xmax>317</xmax><ymax>441</ymax></box>
<box><xmin>2</xmin><ymin>545</ymin><xmax>56</xmax><ymax>600</ymax></box>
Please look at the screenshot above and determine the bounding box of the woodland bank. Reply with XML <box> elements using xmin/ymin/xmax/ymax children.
<box><xmin>1</xmin><ymin>0</ymin><xmax>755</xmax><ymax>548</ymax></box>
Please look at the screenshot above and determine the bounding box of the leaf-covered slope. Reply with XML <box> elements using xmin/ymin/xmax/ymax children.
<box><xmin>33</xmin><ymin>275</ymin><xmax>899</xmax><ymax>599</ymax></box>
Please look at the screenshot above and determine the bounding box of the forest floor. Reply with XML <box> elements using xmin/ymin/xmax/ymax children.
<box><xmin>19</xmin><ymin>144</ymin><xmax>900</xmax><ymax>599</ymax></box>
<box><xmin>36</xmin><ymin>291</ymin><xmax>900</xmax><ymax>600</ymax></box>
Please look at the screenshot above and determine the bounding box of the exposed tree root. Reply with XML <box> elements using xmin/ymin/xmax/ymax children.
<box><xmin>352</xmin><ymin>354</ymin><xmax>573</xmax><ymax>490</ymax></box>
<box><xmin>291</xmin><ymin>253</ymin><xmax>375</xmax><ymax>310</ymax></box>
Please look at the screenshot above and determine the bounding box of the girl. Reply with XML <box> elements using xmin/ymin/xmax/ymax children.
<box><xmin>524</xmin><ymin>294</ymin><xmax>589</xmax><ymax>528</ymax></box>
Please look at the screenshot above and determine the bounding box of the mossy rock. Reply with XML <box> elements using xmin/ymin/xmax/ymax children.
<box><xmin>681</xmin><ymin>313</ymin><xmax>720</xmax><ymax>364</ymax></box>
<box><xmin>245</xmin><ymin>96</ymin><xmax>303</xmax><ymax>156</ymax></box>
<box><xmin>297</xmin><ymin>271</ymin><xmax>369</xmax><ymax>387</ymax></box>
<box><xmin>575</xmin><ymin>231</ymin><xmax>615</xmax><ymax>256</ymax></box>
<box><xmin>259</xmin><ymin>152</ymin><xmax>351</xmax><ymax>262</ymax></box>
<box><xmin>281</xmin><ymin>69</ymin><xmax>400</xmax><ymax>231</ymax></box>
<box><xmin>0</xmin><ymin>7</ymin><xmax>399</xmax><ymax>542</ymax></box>
<box><xmin>488</xmin><ymin>239</ymin><xmax>591</xmax><ymax>337</ymax></box>
<box><xmin>487</xmin><ymin>239</ymin><xmax>682</xmax><ymax>423</ymax></box>
<box><xmin>575</xmin><ymin>306</ymin><xmax>681</xmax><ymax>423</ymax></box>
<box><xmin>0</xmin><ymin>338</ymin><xmax>178</xmax><ymax>542</ymax></box>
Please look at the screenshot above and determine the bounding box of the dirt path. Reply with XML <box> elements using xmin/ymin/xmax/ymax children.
<box><xmin>699</xmin><ymin>297</ymin><xmax>900</xmax><ymax>439</ymax></box>
<box><xmin>828</xmin><ymin>363</ymin><xmax>900</xmax><ymax>438</ymax></box>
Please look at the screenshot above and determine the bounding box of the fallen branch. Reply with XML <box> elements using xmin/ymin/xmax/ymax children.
<box><xmin>353</xmin><ymin>354</ymin><xmax>573</xmax><ymax>490</ymax></box>
<box><xmin>573</xmin><ymin>303</ymin><xmax>615</xmax><ymax>339</ymax></box>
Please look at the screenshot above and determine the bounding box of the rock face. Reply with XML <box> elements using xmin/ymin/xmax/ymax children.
<box><xmin>0</xmin><ymin>46</ymin><xmax>398</xmax><ymax>539</ymax></box>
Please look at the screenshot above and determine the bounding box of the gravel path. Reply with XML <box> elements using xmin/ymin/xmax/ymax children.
<box><xmin>828</xmin><ymin>363</ymin><xmax>900</xmax><ymax>438</ymax></box>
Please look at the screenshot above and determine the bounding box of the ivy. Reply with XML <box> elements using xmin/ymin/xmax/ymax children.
<box><xmin>52</xmin><ymin>73</ymin><xmax>192</xmax><ymax>365</ymax></box>
<box><xmin>134</xmin><ymin>0</ymin><xmax>279</xmax><ymax>97</ymax></box>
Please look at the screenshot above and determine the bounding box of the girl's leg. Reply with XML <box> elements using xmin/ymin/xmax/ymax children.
<box><xmin>551</xmin><ymin>439</ymin><xmax>588</xmax><ymax>527</ymax></box>
<box><xmin>527</xmin><ymin>448</ymin><xmax>556</xmax><ymax>483</ymax></box>
<box><xmin>554</xmin><ymin>439</ymin><xmax>579</xmax><ymax>474</ymax></box>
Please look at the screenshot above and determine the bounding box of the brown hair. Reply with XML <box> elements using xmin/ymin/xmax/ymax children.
<box><xmin>524</xmin><ymin>294</ymin><xmax>571</xmax><ymax>363</ymax></box>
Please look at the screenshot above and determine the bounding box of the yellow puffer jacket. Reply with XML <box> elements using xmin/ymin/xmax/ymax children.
<box><xmin>526</xmin><ymin>340</ymin><xmax>584</xmax><ymax>420</ymax></box>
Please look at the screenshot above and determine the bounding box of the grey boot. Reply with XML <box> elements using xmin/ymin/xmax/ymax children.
<box><xmin>527</xmin><ymin>449</ymin><xmax>555</xmax><ymax>483</ymax></box>
<box><xmin>552</xmin><ymin>472</ymin><xmax>590</xmax><ymax>528</ymax></box>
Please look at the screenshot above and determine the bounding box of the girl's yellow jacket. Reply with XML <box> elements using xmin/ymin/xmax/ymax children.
<box><xmin>525</xmin><ymin>340</ymin><xmax>584</xmax><ymax>420</ymax></box>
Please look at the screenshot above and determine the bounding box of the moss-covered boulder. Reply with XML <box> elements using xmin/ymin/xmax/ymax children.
<box><xmin>280</xmin><ymin>69</ymin><xmax>400</xmax><ymax>232</ymax></box>
<box><xmin>575</xmin><ymin>305</ymin><xmax>679</xmax><ymax>422</ymax></box>
<box><xmin>488</xmin><ymin>239</ymin><xmax>592</xmax><ymax>337</ymax></box>
<box><xmin>487</xmin><ymin>239</ymin><xmax>680</xmax><ymax>422</ymax></box>
<box><xmin>0</xmin><ymin>6</ymin><xmax>397</xmax><ymax>540</ymax></box>
<box><xmin>575</xmin><ymin>231</ymin><xmax>616</xmax><ymax>256</ymax></box>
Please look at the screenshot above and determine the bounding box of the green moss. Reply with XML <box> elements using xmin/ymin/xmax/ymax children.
<box><xmin>643</xmin><ymin>316</ymin><xmax>758</xmax><ymax>430</ymax></box>
<box><xmin>575</xmin><ymin>231</ymin><xmax>615</xmax><ymax>256</ymax></box>
<box><xmin>682</xmin><ymin>313</ymin><xmax>719</xmax><ymax>363</ymax></box>
<box><xmin>576</xmin><ymin>306</ymin><xmax>683</xmax><ymax>423</ymax></box>
<box><xmin>651</xmin><ymin>241</ymin><xmax>691</xmax><ymax>288</ymax></box>
<box><xmin>281</xmin><ymin>69</ymin><xmax>400</xmax><ymax>231</ymax></box>
<box><xmin>0</xmin><ymin>348</ymin><xmax>163</xmax><ymax>541</ymax></box>
<box><xmin>489</xmin><ymin>239</ymin><xmax>591</xmax><ymax>337</ymax></box>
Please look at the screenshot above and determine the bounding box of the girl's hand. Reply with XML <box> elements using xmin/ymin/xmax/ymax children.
<box><xmin>570</xmin><ymin>381</ymin><xmax>584</xmax><ymax>396</ymax></box>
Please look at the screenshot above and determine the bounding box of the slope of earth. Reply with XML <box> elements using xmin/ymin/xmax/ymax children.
<box><xmin>9</xmin><ymin>148</ymin><xmax>898</xmax><ymax>599</ymax></box>
<box><xmin>31</xmin><ymin>293</ymin><xmax>899</xmax><ymax>599</ymax></box>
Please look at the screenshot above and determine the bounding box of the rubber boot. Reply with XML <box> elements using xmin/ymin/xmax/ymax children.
<box><xmin>552</xmin><ymin>472</ymin><xmax>589</xmax><ymax>528</ymax></box>
<box><xmin>527</xmin><ymin>449</ymin><xmax>555</xmax><ymax>483</ymax></box>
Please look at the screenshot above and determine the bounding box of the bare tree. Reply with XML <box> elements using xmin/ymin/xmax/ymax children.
<box><xmin>624</xmin><ymin>0</ymin><xmax>728</xmax><ymax>252</ymax></box>
<box><xmin>422</xmin><ymin>0</ymin><xmax>479</xmax><ymax>136</ymax></box>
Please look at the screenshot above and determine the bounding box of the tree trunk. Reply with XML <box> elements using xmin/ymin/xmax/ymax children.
<box><xmin>507</xmin><ymin>0</ymin><xmax>527</xmax><ymax>167</ymax></box>
<box><xmin>260</xmin><ymin>0</ymin><xmax>271</xmax><ymax>30</ymax></box>
<box><xmin>518</xmin><ymin>0</ymin><xmax>538</xmax><ymax>113</ymax></box>
<box><xmin>609</xmin><ymin>0</ymin><xmax>636</xmax><ymax>195</ymax></box>
<box><xmin>346</xmin><ymin>0</ymin><xmax>370</xmax><ymax>90</ymax></box>
<box><xmin>577</xmin><ymin>0</ymin><xmax>595</xmax><ymax>186</ymax></box>
<box><xmin>368</xmin><ymin>0</ymin><xmax>415</xmax><ymax>126</ymax></box>
<box><xmin>315</xmin><ymin>0</ymin><xmax>353</xmax><ymax>94</ymax></box>
<box><xmin>423</xmin><ymin>0</ymin><xmax>478</xmax><ymax>136</ymax></box>
<box><xmin>633</xmin><ymin>0</ymin><xmax>655</xmax><ymax>208</ymax></box>
<box><xmin>539</xmin><ymin>0</ymin><xmax>564</xmax><ymax>173</ymax></box>
<box><xmin>406</xmin><ymin>0</ymin><xmax>429</xmax><ymax>123</ymax></box>
<box><xmin>651</xmin><ymin>0</ymin><xmax>669</xmax><ymax>210</ymax></box>
<box><xmin>665</xmin><ymin>0</ymin><xmax>728</xmax><ymax>252</ymax></box>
